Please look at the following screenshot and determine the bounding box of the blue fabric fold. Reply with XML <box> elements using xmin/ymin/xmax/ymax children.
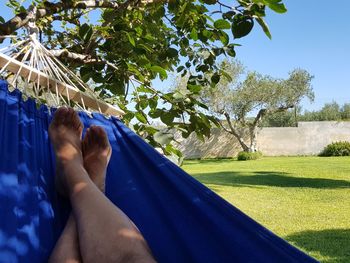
<box><xmin>0</xmin><ymin>80</ymin><xmax>318</xmax><ymax>263</ymax></box>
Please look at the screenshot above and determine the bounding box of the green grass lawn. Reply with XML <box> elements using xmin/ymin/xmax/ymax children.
<box><xmin>182</xmin><ymin>157</ymin><xmax>350</xmax><ymax>263</ymax></box>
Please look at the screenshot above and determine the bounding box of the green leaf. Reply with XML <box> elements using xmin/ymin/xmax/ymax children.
<box><xmin>196</xmin><ymin>131</ymin><xmax>205</xmax><ymax>142</ymax></box>
<box><xmin>187</xmin><ymin>84</ymin><xmax>202</xmax><ymax>93</ymax></box>
<box><xmin>267</xmin><ymin>2</ymin><xmax>287</xmax><ymax>13</ymax></box>
<box><xmin>196</xmin><ymin>64</ymin><xmax>209</xmax><ymax>73</ymax></box>
<box><xmin>150</xmin><ymin>66</ymin><xmax>168</xmax><ymax>80</ymax></box>
<box><xmin>208</xmin><ymin>116</ymin><xmax>221</xmax><ymax>128</ymax></box>
<box><xmin>137</xmin><ymin>85</ymin><xmax>153</xmax><ymax>93</ymax></box>
<box><xmin>0</xmin><ymin>16</ymin><xmax>4</xmax><ymax>23</ymax></box>
<box><xmin>196</xmin><ymin>100</ymin><xmax>209</xmax><ymax>110</ymax></box>
<box><xmin>138</xmin><ymin>99</ymin><xmax>148</xmax><ymax>110</ymax></box>
<box><xmin>167</xmin><ymin>48</ymin><xmax>178</xmax><ymax>58</ymax></box>
<box><xmin>222</xmin><ymin>11</ymin><xmax>236</xmax><ymax>20</ymax></box>
<box><xmin>214</xmin><ymin>19</ymin><xmax>231</xmax><ymax>30</ymax></box>
<box><xmin>160</xmin><ymin>111</ymin><xmax>175</xmax><ymax>125</ymax></box>
<box><xmin>138</xmin><ymin>43</ymin><xmax>153</xmax><ymax>53</ymax></box>
<box><xmin>149</xmin><ymin>109</ymin><xmax>162</xmax><ymax>118</ymax></box>
<box><xmin>125</xmin><ymin>32</ymin><xmax>135</xmax><ymax>47</ymax></box>
<box><xmin>149</xmin><ymin>97</ymin><xmax>158</xmax><ymax>109</ymax></box>
<box><xmin>135</xmin><ymin>112</ymin><xmax>147</xmax><ymax>123</ymax></box>
<box><xmin>165</xmin><ymin>144</ymin><xmax>183</xmax><ymax>157</ymax></box>
<box><xmin>255</xmin><ymin>17</ymin><xmax>272</xmax><ymax>39</ymax></box>
<box><xmin>80</xmin><ymin>66</ymin><xmax>93</xmax><ymax>82</ymax></box>
<box><xmin>190</xmin><ymin>28</ymin><xmax>198</xmax><ymax>40</ymax></box>
<box><xmin>173</xmin><ymin>92</ymin><xmax>184</xmax><ymax>100</ymax></box>
<box><xmin>202</xmin><ymin>29</ymin><xmax>213</xmax><ymax>38</ymax></box>
<box><xmin>92</xmin><ymin>73</ymin><xmax>104</xmax><ymax>83</ymax></box>
<box><xmin>232</xmin><ymin>15</ymin><xmax>254</xmax><ymax>39</ymax></box>
<box><xmin>102</xmin><ymin>10</ymin><xmax>115</xmax><ymax>22</ymax></box>
<box><xmin>19</xmin><ymin>6</ymin><xmax>26</xmax><ymax>13</ymax></box>
<box><xmin>79</xmin><ymin>23</ymin><xmax>93</xmax><ymax>42</ymax></box>
<box><xmin>219</xmin><ymin>32</ymin><xmax>229</xmax><ymax>46</ymax></box>
<box><xmin>201</xmin><ymin>0</ymin><xmax>216</xmax><ymax>4</ymax></box>
<box><xmin>177</xmin><ymin>66</ymin><xmax>185</xmax><ymax>73</ymax></box>
<box><xmin>154</xmin><ymin>131</ymin><xmax>174</xmax><ymax>145</ymax></box>
<box><xmin>211</xmin><ymin>73</ymin><xmax>220</xmax><ymax>84</ymax></box>
<box><xmin>227</xmin><ymin>45</ymin><xmax>236</xmax><ymax>57</ymax></box>
<box><xmin>138</xmin><ymin>57</ymin><xmax>151</xmax><ymax>66</ymax></box>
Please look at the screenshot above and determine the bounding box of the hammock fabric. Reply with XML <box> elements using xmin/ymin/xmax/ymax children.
<box><xmin>0</xmin><ymin>80</ymin><xmax>317</xmax><ymax>263</ymax></box>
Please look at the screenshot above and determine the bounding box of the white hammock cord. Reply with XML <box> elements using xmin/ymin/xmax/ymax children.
<box><xmin>0</xmin><ymin>34</ymin><xmax>124</xmax><ymax>117</ymax></box>
<box><xmin>11</xmin><ymin>44</ymin><xmax>32</xmax><ymax>87</ymax></box>
<box><xmin>0</xmin><ymin>44</ymin><xmax>28</xmax><ymax>75</ymax></box>
<box><xmin>36</xmin><ymin>45</ymin><xmax>59</xmax><ymax>107</ymax></box>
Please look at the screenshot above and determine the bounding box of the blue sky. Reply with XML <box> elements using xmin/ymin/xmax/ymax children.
<box><xmin>234</xmin><ymin>0</ymin><xmax>350</xmax><ymax>110</ymax></box>
<box><xmin>1</xmin><ymin>0</ymin><xmax>349</xmax><ymax>111</ymax></box>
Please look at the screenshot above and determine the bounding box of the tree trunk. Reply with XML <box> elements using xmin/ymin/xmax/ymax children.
<box><xmin>248</xmin><ymin>126</ymin><xmax>258</xmax><ymax>152</ymax></box>
<box><xmin>221</xmin><ymin>112</ymin><xmax>250</xmax><ymax>152</ymax></box>
<box><xmin>236</xmin><ymin>135</ymin><xmax>250</xmax><ymax>152</ymax></box>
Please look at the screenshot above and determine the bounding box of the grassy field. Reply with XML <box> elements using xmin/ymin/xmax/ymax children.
<box><xmin>182</xmin><ymin>157</ymin><xmax>350</xmax><ymax>263</ymax></box>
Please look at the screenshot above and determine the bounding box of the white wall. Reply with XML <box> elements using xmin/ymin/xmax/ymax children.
<box><xmin>178</xmin><ymin>122</ymin><xmax>350</xmax><ymax>158</ymax></box>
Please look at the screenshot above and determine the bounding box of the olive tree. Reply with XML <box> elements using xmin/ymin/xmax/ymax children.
<box><xmin>200</xmin><ymin>60</ymin><xmax>314</xmax><ymax>152</ymax></box>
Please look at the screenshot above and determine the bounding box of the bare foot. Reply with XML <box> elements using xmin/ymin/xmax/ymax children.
<box><xmin>82</xmin><ymin>126</ymin><xmax>112</xmax><ymax>192</ymax></box>
<box><xmin>49</xmin><ymin>107</ymin><xmax>84</xmax><ymax>196</ymax></box>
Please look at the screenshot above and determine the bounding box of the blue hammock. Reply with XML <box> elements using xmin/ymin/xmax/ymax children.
<box><xmin>0</xmin><ymin>80</ymin><xmax>317</xmax><ymax>263</ymax></box>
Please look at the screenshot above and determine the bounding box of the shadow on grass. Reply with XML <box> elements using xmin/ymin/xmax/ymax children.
<box><xmin>193</xmin><ymin>171</ymin><xmax>350</xmax><ymax>189</ymax></box>
<box><xmin>286</xmin><ymin>229</ymin><xmax>350</xmax><ymax>263</ymax></box>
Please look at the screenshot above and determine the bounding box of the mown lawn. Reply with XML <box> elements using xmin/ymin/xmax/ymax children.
<box><xmin>182</xmin><ymin>157</ymin><xmax>350</xmax><ymax>263</ymax></box>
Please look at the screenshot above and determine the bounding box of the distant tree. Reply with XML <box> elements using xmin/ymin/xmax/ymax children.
<box><xmin>199</xmin><ymin>60</ymin><xmax>314</xmax><ymax>152</ymax></box>
<box><xmin>262</xmin><ymin>102</ymin><xmax>350</xmax><ymax>126</ymax></box>
<box><xmin>317</xmin><ymin>102</ymin><xmax>342</xmax><ymax>121</ymax></box>
<box><xmin>341</xmin><ymin>103</ymin><xmax>350</xmax><ymax>120</ymax></box>
<box><xmin>300</xmin><ymin>110</ymin><xmax>319</xmax><ymax>122</ymax></box>
<box><xmin>261</xmin><ymin>107</ymin><xmax>301</xmax><ymax>127</ymax></box>
<box><xmin>287</xmin><ymin>102</ymin><xmax>350</xmax><ymax>123</ymax></box>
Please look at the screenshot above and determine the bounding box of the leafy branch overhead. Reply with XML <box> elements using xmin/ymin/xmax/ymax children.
<box><xmin>0</xmin><ymin>0</ymin><xmax>287</xmax><ymax>160</ymax></box>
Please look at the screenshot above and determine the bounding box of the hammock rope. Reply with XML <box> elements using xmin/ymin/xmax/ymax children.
<box><xmin>0</xmin><ymin>30</ymin><xmax>124</xmax><ymax>117</ymax></box>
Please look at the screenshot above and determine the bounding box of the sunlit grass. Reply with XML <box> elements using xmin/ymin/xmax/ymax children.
<box><xmin>182</xmin><ymin>157</ymin><xmax>350</xmax><ymax>263</ymax></box>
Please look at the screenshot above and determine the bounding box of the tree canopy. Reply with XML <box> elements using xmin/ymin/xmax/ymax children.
<box><xmin>196</xmin><ymin>59</ymin><xmax>314</xmax><ymax>151</ymax></box>
<box><xmin>0</xmin><ymin>0</ymin><xmax>287</xmax><ymax>159</ymax></box>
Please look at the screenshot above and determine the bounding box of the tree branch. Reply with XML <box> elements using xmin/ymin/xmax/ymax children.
<box><xmin>218</xmin><ymin>119</ymin><xmax>231</xmax><ymax>134</ymax></box>
<box><xmin>0</xmin><ymin>0</ymin><xmax>138</xmax><ymax>36</ymax></box>
<box><xmin>252</xmin><ymin>104</ymin><xmax>294</xmax><ymax>128</ymax></box>
<box><xmin>51</xmin><ymin>49</ymin><xmax>97</xmax><ymax>63</ymax></box>
<box><xmin>221</xmin><ymin>111</ymin><xmax>249</xmax><ymax>151</ymax></box>
<box><xmin>252</xmin><ymin>108</ymin><xmax>267</xmax><ymax>128</ymax></box>
<box><xmin>50</xmin><ymin>49</ymin><xmax>119</xmax><ymax>71</ymax></box>
<box><xmin>51</xmin><ymin>12</ymin><xmax>84</xmax><ymax>26</ymax></box>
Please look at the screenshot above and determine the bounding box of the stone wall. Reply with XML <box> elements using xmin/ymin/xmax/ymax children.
<box><xmin>178</xmin><ymin>121</ymin><xmax>350</xmax><ymax>158</ymax></box>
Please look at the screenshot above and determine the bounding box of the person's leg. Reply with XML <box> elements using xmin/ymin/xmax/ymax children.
<box><xmin>82</xmin><ymin>125</ymin><xmax>111</xmax><ymax>193</ymax></box>
<box><xmin>49</xmin><ymin>108</ymin><xmax>83</xmax><ymax>263</ymax></box>
<box><xmin>49</xmin><ymin>125</ymin><xmax>114</xmax><ymax>262</ymax></box>
<box><xmin>49</xmin><ymin>125</ymin><xmax>113</xmax><ymax>263</ymax></box>
<box><xmin>82</xmin><ymin>125</ymin><xmax>142</xmax><ymax>234</ymax></box>
<box><xmin>49</xmin><ymin>108</ymin><xmax>155</xmax><ymax>263</ymax></box>
<box><xmin>49</xmin><ymin>213</ymin><xmax>82</xmax><ymax>263</ymax></box>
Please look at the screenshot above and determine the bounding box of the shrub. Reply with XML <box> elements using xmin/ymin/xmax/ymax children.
<box><xmin>237</xmin><ymin>151</ymin><xmax>263</xmax><ymax>161</ymax></box>
<box><xmin>319</xmin><ymin>141</ymin><xmax>350</xmax><ymax>156</ymax></box>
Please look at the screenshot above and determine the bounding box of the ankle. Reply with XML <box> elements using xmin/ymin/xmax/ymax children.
<box><xmin>63</xmin><ymin>165</ymin><xmax>91</xmax><ymax>196</ymax></box>
<box><xmin>57</xmin><ymin>153</ymin><xmax>83</xmax><ymax>165</ymax></box>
